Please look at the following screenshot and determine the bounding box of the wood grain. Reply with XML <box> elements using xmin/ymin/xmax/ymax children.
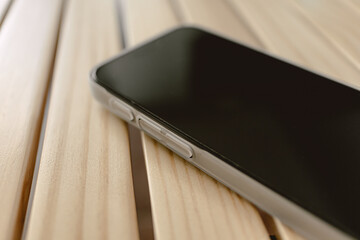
<box><xmin>293</xmin><ymin>0</ymin><xmax>360</xmax><ymax>71</ymax></box>
<box><xmin>0</xmin><ymin>0</ymin><xmax>63</xmax><ymax>239</ymax></box>
<box><xmin>16</xmin><ymin>0</ymin><xmax>358</xmax><ymax>239</ymax></box>
<box><xmin>25</xmin><ymin>0</ymin><xmax>139</xmax><ymax>239</ymax></box>
<box><xmin>349</xmin><ymin>0</ymin><xmax>360</xmax><ymax>9</ymax></box>
<box><xmin>142</xmin><ymin>137</ymin><xmax>270</xmax><ymax>240</ymax></box>
<box><xmin>172</xmin><ymin>0</ymin><xmax>263</xmax><ymax>47</ymax></box>
<box><xmin>228</xmin><ymin>0</ymin><xmax>360</xmax><ymax>87</ymax></box>
<box><xmin>122</xmin><ymin>0</ymin><xmax>271</xmax><ymax>239</ymax></box>
<box><xmin>120</xmin><ymin>0</ymin><xmax>178</xmax><ymax>46</ymax></box>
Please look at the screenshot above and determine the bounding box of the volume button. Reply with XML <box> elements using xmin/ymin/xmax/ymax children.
<box><xmin>138</xmin><ymin>118</ymin><xmax>163</xmax><ymax>141</ymax></box>
<box><xmin>165</xmin><ymin>133</ymin><xmax>193</xmax><ymax>159</ymax></box>
<box><xmin>109</xmin><ymin>98</ymin><xmax>134</xmax><ymax>121</ymax></box>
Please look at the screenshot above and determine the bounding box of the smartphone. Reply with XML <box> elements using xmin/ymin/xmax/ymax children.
<box><xmin>90</xmin><ymin>26</ymin><xmax>360</xmax><ymax>240</ymax></box>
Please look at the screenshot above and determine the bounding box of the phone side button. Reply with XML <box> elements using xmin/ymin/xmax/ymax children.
<box><xmin>164</xmin><ymin>133</ymin><xmax>193</xmax><ymax>160</ymax></box>
<box><xmin>109</xmin><ymin>98</ymin><xmax>134</xmax><ymax>121</ymax></box>
<box><xmin>138</xmin><ymin>118</ymin><xmax>163</xmax><ymax>141</ymax></box>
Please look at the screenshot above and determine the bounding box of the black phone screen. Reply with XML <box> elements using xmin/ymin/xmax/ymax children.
<box><xmin>95</xmin><ymin>27</ymin><xmax>360</xmax><ymax>237</ymax></box>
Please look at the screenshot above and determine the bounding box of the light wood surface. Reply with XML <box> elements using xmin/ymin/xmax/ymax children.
<box><xmin>293</xmin><ymin>0</ymin><xmax>360</xmax><ymax>70</ymax></box>
<box><xmin>142</xmin><ymin>136</ymin><xmax>270</xmax><ymax>240</ymax></box>
<box><xmin>227</xmin><ymin>0</ymin><xmax>360</xmax><ymax>87</ymax></box>
<box><xmin>0</xmin><ymin>0</ymin><xmax>63</xmax><ymax>239</ymax></box>
<box><xmin>173</xmin><ymin>0</ymin><xmax>263</xmax><ymax>48</ymax></box>
<box><xmin>0</xmin><ymin>0</ymin><xmax>358</xmax><ymax>239</ymax></box>
<box><xmin>350</xmin><ymin>0</ymin><xmax>360</xmax><ymax>9</ymax></box>
<box><xmin>25</xmin><ymin>0</ymin><xmax>139</xmax><ymax>239</ymax></box>
<box><xmin>121</xmin><ymin>0</ymin><xmax>178</xmax><ymax>46</ymax></box>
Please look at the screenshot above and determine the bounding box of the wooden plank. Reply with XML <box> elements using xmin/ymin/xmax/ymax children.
<box><xmin>25</xmin><ymin>0</ymin><xmax>139</xmax><ymax>239</ymax></box>
<box><xmin>0</xmin><ymin>0</ymin><xmax>63</xmax><ymax>239</ymax></box>
<box><xmin>227</xmin><ymin>0</ymin><xmax>360</xmax><ymax>87</ymax></box>
<box><xmin>293</xmin><ymin>0</ymin><xmax>360</xmax><ymax>71</ymax></box>
<box><xmin>121</xmin><ymin>0</ymin><xmax>178</xmax><ymax>46</ymax></box>
<box><xmin>349</xmin><ymin>0</ymin><xmax>360</xmax><ymax>9</ymax></box>
<box><xmin>142</xmin><ymin>138</ymin><xmax>270</xmax><ymax>240</ymax></box>
<box><xmin>172</xmin><ymin>0</ymin><xmax>263</xmax><ymax>47</ymax></box>
<box><xmin>121</xmin><ymin>0</ymin><xmax>270</xmax><ymax>239</ymax></box>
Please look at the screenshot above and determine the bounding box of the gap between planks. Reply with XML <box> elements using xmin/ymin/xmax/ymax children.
<box><xmin>24</xmin><ymin>0</ymin><xmax>139</xmax><ymax>239</ymax></box>
<box><xmin>0</xmin><ymin>0</ymin><xmax>64</xmax><ymax>238</ymax></box>
<box><xmin>21</xmin><ymin>0</ymin><xmax>68</xmax><ymax>238</ymax></box>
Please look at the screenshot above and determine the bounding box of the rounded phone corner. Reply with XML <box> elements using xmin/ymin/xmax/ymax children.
<box><xmin>89</xmin><ymin>66</ymin><xmax>99</xmax><ymax>84</ymax></box>
<box><xmin>171</xmin><ymin>24</ymin><xmax>202</xmax><ymax>32</ymax></box>
<box><xmin>166</xmin><ymin>24</ymin><xmax>211</xmax><ymax>37</ymax></box>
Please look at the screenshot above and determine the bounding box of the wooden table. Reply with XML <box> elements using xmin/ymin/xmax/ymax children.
<box><xmin>0</xmin><ymin>0</ymin><xmax>359</xmax><ymax>239</ymax></box>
